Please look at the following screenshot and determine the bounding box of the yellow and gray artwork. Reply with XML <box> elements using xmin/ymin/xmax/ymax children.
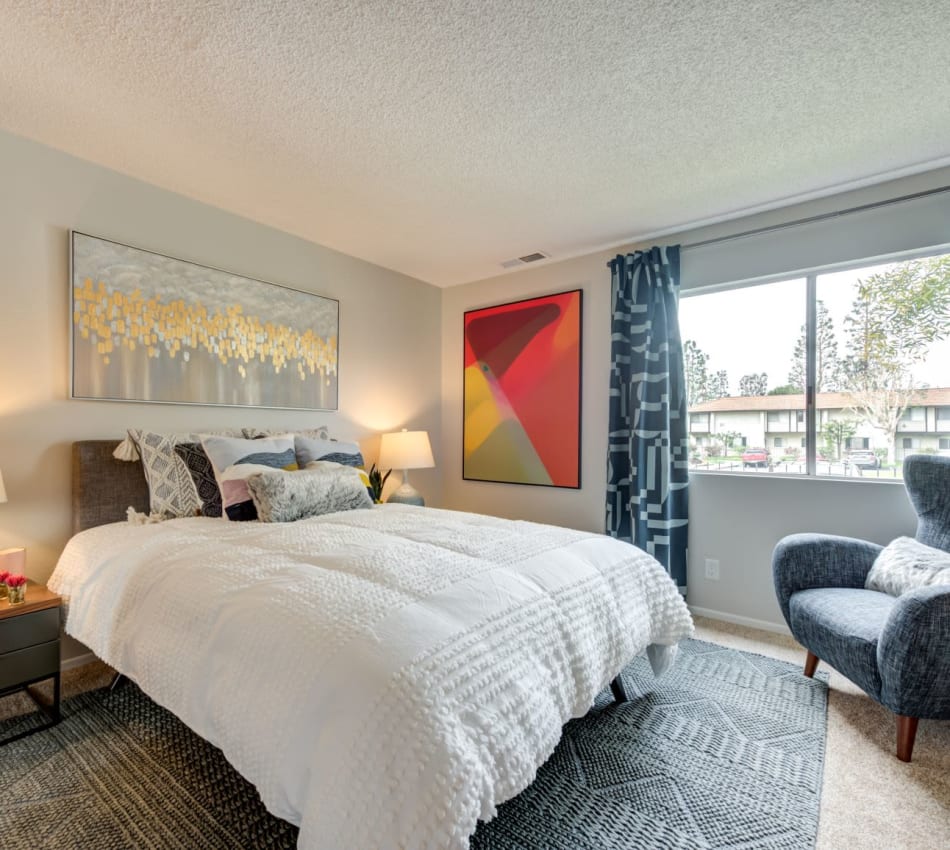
<box><xmin>71</xmin><ymin>233</ymin><xmax>338</xmax><ymax>409</ymax></box>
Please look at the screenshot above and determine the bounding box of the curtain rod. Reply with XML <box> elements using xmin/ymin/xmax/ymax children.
<box><xmin>606</xmin><ymin>184</ymin><xmax>950</xmax><ymax>264</ymax></box>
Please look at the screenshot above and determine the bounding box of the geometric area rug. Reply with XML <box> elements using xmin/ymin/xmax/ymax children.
<box><xmin>471</xmin><ymin>639</ymin><xmax>828</xmax><ymax>849</ymax></box>
<box><xmin>0</xmin><ymin>639</ymin><xmax>827</xmax><ymax>850</ymax></box>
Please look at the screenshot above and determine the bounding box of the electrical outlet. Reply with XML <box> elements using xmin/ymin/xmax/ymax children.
<box><xmin>704</xmin><ymin>558</ymin><xmax>720</xmax><ymax>581</ymax></box>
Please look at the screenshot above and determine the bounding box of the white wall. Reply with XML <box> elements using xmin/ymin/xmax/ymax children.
<box><xmin>442</xmin><ymin>167</ymin><xmax>950</xmax><ymax>631</ymax></box>
<box><xmin>0</xmin><ymin>130</ymin><xmax>443</xmax><ymax>600</ymax></box>
<box><xmin>2</xmin><ymin>125</ymin><xmax>946</xmax><ymax>652</ymax></box>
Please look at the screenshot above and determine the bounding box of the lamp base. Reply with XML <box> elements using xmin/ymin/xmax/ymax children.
<box><xmin>0</xmin><ymin>548</ymin><xmax>26</xmax><ymax>574</ymax></box>
<box><xmin>387</xmin><ymin>481</ymin><xmax>425</xmax><ymax>506</ymax></box>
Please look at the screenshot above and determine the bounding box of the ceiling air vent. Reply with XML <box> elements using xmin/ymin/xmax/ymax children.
<box><xmin>500</xmin><ymin>251</ymin><xmax>549</xmax><ymax>269</ymax></box>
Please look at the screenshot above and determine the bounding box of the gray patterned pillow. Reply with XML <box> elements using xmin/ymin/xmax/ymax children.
<box><xmin>294</xmin><ymin>435</ymin><xmax>364</xmax><ymax>468</ymax></box>
<box><xmin>128</xmin><ymin>430</ymin><xmax>202</xmax><ymax>518</ymax></box>
<box><xmin>116</xmin><ymin>429</ymin><xmax>243</xmax><ymax>517</ymax></box>
<box><xmin>246</xmin><ymin>466</ymin><xmax>373</xmax><ymax>523</ymax></box>
<box><xmin>174</xmin><ymin>442</ymin><xmax>222</xmax><ymax>518</ymax></box>
<box><xmin>865</xmin><ymin>537</ymin><xmax>950</xmax><ymax>596</ymax></box>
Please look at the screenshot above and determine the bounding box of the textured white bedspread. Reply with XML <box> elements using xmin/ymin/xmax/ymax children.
<box><xmin>49</xmin><ymin>504</ymin><xmax>693</xmax><ymax>850</ymax></box>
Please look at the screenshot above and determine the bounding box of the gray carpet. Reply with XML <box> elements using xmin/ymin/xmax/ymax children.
<box><xmin>0</xmin><ymin>639</ymin><xmax>827</xmax><ymax>849</ymax></box>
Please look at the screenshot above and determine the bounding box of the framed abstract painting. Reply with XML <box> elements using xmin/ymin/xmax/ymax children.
<box><xmin>70</xmin><ymin>232</ymin><xmax>339</xmax><ymax>410</ymax></box>
<box><xmin>463</xmin><ymin>289</ymin><xmax>582</xmax><ymax>488</ymax></box>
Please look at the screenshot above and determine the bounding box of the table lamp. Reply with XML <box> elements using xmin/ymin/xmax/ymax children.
<box><xmin>0</xmin><ymin>469</ymin><xmax>26</xmax><ymax>575</ymax></box>
<box><xmin>378</xmin><ymin>429</ymin><xmax>434</xmax><ymax>506</ymax></box>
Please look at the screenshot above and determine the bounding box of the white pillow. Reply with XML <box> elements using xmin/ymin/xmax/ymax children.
<box><xmin>200</xmin><ymin>434</ymin><xmax>297</xmax><ymax>521</ymax></box>
<box><xmin>865</xmin><ymin>537</ymin><xmax>950</xmax><ymax>597</ymax></box>
<box><xmin>246</xmin><ymin>466</ymin><xmax>373</xmax><ymax>523</ymax></box>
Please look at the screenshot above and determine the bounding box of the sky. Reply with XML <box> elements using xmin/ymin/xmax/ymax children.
<box><xmin>678</xmin><ymin>257</ymin><xmax>950</xmax><ymax>394</ymax></box>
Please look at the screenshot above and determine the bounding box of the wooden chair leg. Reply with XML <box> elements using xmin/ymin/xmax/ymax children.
<box><xmin>896</xmin><ymin>715</ymin><xmax>918</xmax><ymax>763</ymax></box>
<box><xmin>803</xmin><ymin>651</ymin><xmax>819</xmax><ymax>678</ymax></box>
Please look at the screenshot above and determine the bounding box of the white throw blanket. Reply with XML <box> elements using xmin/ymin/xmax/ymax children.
<box><xmin>49</xmin><ymin>505</ymin><xmax>694</xmax><ymax>850</ymax></box>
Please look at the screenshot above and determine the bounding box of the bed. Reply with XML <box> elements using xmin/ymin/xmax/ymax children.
<box><xmin>50</xmin><ymin>441</ymin><xmax>694</xmax><ymax>850</ymax></box>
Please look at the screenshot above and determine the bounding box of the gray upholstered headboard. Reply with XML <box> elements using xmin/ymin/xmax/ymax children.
<box><xmin>72</xmin><ymin>441</ymin><xmax>149</xmax><ymax>534</ymax></box>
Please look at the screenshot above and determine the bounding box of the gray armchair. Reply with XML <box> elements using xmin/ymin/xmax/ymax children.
<box><xmin>772</xmin><ymin>454</ymin><xmax>950</xmax><ymax>762</ymax></box>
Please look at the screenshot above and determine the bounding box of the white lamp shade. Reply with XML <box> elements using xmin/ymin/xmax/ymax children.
<box><xmin>378</xmin><ymin>430</ymin><xmax>434</xmax><ymax>471</ymax></box>
<box><xmin>0</xmin><ymin>469</ymin><xmax>6</xmax><ymax>504</ymax></box>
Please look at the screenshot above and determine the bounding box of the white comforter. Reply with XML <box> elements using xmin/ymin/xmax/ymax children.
<box><xmin>49</xmin><ymin>504</ymin><xmax>693</xmax><ymax>850</ymax></box>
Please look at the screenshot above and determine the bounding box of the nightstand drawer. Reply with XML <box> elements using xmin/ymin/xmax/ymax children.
<box><xmin>0</xmin><ymin>607</ymin><xmax>60</xmax><ymax>654</ymax></box>
<box><xmin>0</xmin><ymin>640</ymin><xmax>60</xmax><ymax>691</ymax></box>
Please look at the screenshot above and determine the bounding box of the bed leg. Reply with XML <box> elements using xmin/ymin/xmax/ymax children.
<box><xmin>609</xmin><ymin>676</ymin><xmax>629</xmax><ymax>703</ymax></box>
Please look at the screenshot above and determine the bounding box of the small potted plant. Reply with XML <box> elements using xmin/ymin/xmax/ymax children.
<box><xmin>368</xmin><ymin>464</ymin><xmax>391</xmax><ymax>504</ymax></box>
<box><xmin>0</xmin><ymin>570</ymin><xmax>8</xmax><ymax>601</ymax></box>
<box><xmin>5</xmin><ymin>574</ymin><xmax>27</xmax><ymax>605</ymax></box>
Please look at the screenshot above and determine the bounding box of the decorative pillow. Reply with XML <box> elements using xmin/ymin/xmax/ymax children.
<box><xmin>127</xmin><ymin>430</ymin><xmax>202</xmax><ymax>518</ymax></box>
<box><xmin>865</xmin><ymin>537</ymin><xmax>950</xmax><ymax>597</ymax></box>
<box><xmin>113</xmin><ymin>428</ymin><xmax>243</xmax><ymax>462</ymax></box>
<box><xmin>306</xmin><ymin>460</ymin><xmax>374</xmax><ymax>501</ymax></box>
<box><xmin>115</xmin><ymin>428</ymin><xmax>243</xmax><ymax>517</ymax></box>
<box><xmin>243</xmin><ymin>426</ymin><xmax>331</xmax><ymax>441</ymax></box>
<box><xmin>174</xmin><ymin>443</ymin><xmax>223</xmax><ymax>518</ymax></box>
<box><xmin>246</xmin><ymin>466</ymin><xmax>373</xmax><ymax>523</ymax></box>
<box><xmin>295</xmin><ymin>435</ymin><xmax>364</xmax><ymax>468</ymax></box>
<box><xmin>201</xmin><ymin>434</ymin><xmax>298</xmax><ymax>521</ymax></box>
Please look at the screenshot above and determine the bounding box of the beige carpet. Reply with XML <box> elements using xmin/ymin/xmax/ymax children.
<box><xmin>4</xmin><ymin>620</ymin><xmax>948</xmax><ymax>849</ymax></box>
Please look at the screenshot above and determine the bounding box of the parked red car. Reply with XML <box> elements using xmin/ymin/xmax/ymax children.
<box><xmin>741</xmin><ymin>448</ymin><xmax>769</xmax><ymax>468</ymax></box>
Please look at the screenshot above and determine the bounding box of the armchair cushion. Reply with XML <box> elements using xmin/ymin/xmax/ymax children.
<box><xmin>865</xmin><ymin>536</ymin><xmax>950</xmax><ymax>596</ymax></box>
<box><xmin>772</xmin><ymin>534</ymin><xmax>883</xmax><ymax>624</ymax></box>
<box><xmin>788</xmin><ymin>588</ymin><xmax>897</xmax><ymax>700</ymax></box>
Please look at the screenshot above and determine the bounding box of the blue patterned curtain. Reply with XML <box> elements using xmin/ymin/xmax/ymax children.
<box><xmin>606</xmin><ymin>246</ymin><xmax>689</xmax><ymax>592</ymax></box>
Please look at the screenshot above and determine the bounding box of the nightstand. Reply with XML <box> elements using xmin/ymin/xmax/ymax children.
<box><xmin>0</xmin><ymin>582</ymin><xmax>61</xmax><ymax>745</ymax></box>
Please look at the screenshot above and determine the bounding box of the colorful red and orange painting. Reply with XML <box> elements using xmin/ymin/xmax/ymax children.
<box><xmin>463</xmin><ymin>289</ymin><xmax>582</xmax><ymax>488</ymax></box>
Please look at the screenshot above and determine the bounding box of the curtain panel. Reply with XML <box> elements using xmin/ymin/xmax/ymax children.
<box><xmin>606</xmin><ymin>245</ymin><xmax>689</xmax><ymax>591</ymax></box>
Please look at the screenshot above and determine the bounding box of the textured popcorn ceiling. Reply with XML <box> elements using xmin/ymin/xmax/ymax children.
<box><xmin>2</xmin><ymin>1</ymin><xmax>949</xmax><ymax>286</ymax></box>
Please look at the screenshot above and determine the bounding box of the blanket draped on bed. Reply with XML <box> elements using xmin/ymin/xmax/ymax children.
<box><xmin>49</xmin><ymin>504</ymin><xmax>693</xmax><ymax>850</ymax></box>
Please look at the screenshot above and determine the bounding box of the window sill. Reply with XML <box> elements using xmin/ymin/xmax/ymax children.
<box><xmin>688</xmin><ymin>469</ymin><xmax>906</xmax><ymax>485</ymax></box>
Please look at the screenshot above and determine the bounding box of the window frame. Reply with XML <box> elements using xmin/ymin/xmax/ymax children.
<box><xmin>682</xmin><ymin>242</ymin><xmax>950</xmax><ymax>482</ymax></box>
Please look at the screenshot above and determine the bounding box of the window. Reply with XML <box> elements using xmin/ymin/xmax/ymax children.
<box><xmin>682</xmin><ymin>249</ymin><xmax>950</xmax><ymax>480</ymax></box>
<box><xmin>690</xmin><ymin>413</ymin><xmax>710</xmax><ymax>433</ymax></box>
<box><xmin>680</xmin><ymin>278</ymin><xmax>805</xmax><ymax>474</ymax></box>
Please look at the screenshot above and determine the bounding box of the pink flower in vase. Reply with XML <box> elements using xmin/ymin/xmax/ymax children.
<box><xmin>0</xmin><ymin>571</ymin><xmax>9</xmax><ymax>584</ymax></box>
<box><xmin>5</xmin><ymin>574</ymin><xmax>27</xmax><ymax>588</ymax></box>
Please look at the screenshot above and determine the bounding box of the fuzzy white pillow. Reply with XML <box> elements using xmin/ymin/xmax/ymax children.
<box><xmin>865</xmin><ymin>537</ymin><xmax>950</xmax><ymax>597</ymax></box>
<box><xmin>246</xmin><ymin>466</ymin><xmax>373</xmax><ymax>523</ymax></box>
